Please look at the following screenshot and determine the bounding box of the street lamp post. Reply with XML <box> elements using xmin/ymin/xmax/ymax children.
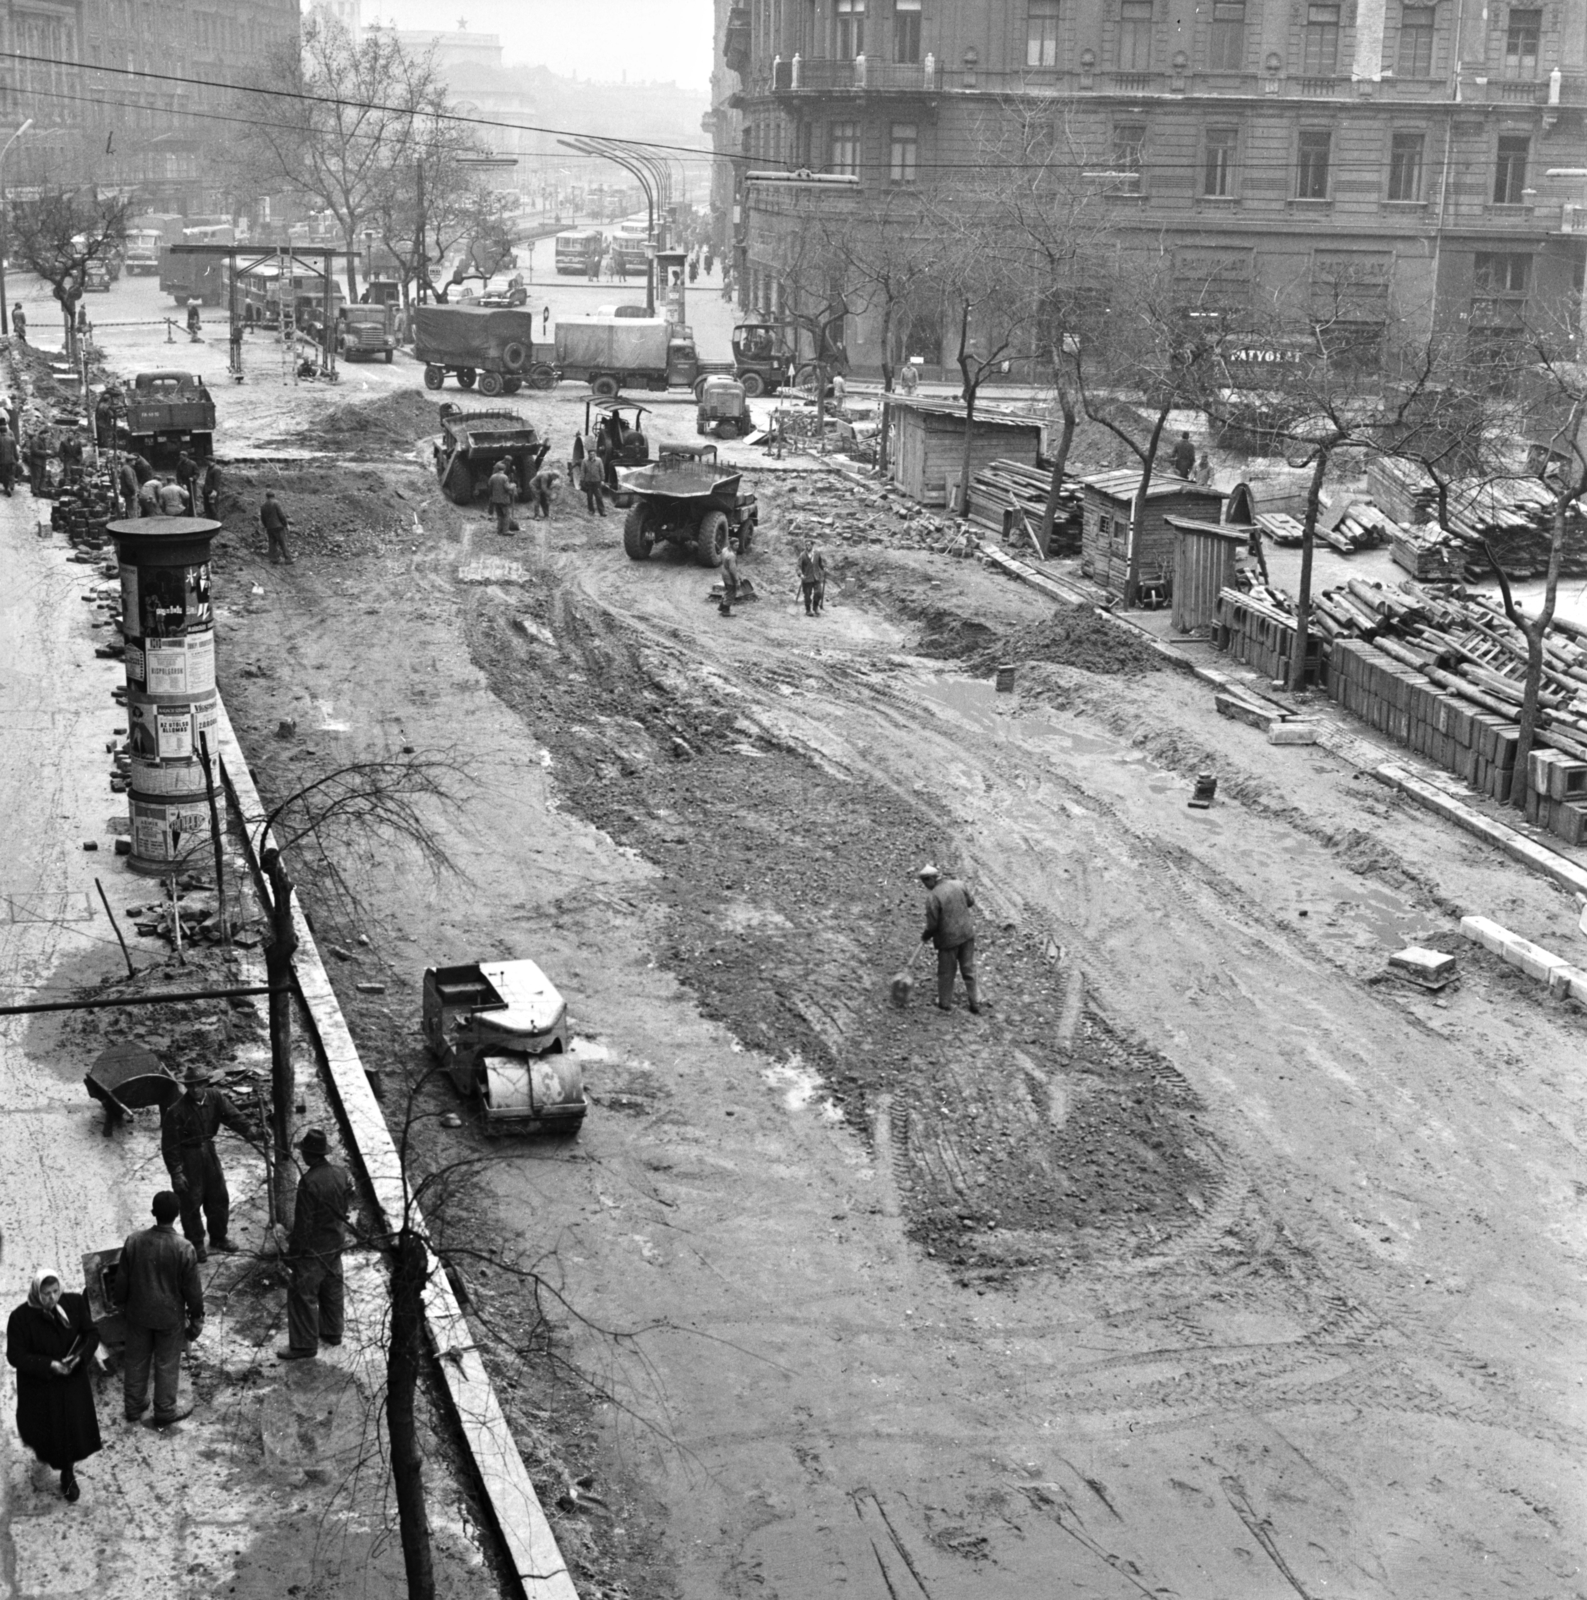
<box><xmin>559</xmin><ymin>137</ymin><xmax>657</xmax><ymax>315</ymax></box>
<box><xmin>0</xmin><ymin>119</ymin><xmax>34</xmax><ymax>337</ymax></box>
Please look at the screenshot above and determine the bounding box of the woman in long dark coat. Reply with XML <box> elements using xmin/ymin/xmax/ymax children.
<box><xmin>6</xmin><ymin>1267</ymin><xmax>102</xmax><ymax>1501</ymax></box>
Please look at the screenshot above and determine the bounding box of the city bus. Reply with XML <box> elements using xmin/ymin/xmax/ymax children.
<box><xmin>554</xmin><ymin>229</ymin><xmax>604</xmax><ymax>275</ymax></box>
<box><xmin>611</xmin><ymin>222</ymin><xmax>650</xmax><ymax>279</ymax></box>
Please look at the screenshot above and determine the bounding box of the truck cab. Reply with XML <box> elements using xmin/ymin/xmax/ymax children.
<box><xmin>421</xmin><ymin>961</ymin><xmax>585</xmax><ymax>1134</ymax></box>
<box><xmin>667</xmin><ymin>335</ymin><xmax>699</xmax><ymax>390</ymax></box>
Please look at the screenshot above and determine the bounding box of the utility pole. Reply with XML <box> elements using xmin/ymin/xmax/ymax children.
<box><xmin>262</xmin><ymin>846</ymin><xmax>298</xmax><ymax>1232</ymax></box>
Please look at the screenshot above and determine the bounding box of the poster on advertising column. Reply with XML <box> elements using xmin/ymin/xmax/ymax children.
<box><xmin>153</xmin><ymin>697</ymin><xmax>219</xmax><ymax>761</ymax></box>
<box><xmin>143</xmin><ymin>633</ymin><xmax>216</xmax><ymax>696</ymax></box>
<box><xmin>133</xmin><ymin>562</ymin><xmax>212</xmax><ymax>640</ymax></box>
<box><xmin>130</xmin><ymin>797</ymin><xmax>210</xmax><ymax>866</ymax></box>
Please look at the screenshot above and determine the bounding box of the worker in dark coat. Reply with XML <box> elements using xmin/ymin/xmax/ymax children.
<box><xmin>797</xmin><ymin>539</ymin><xmax>827</xmax><ymax>616</ymax></box>
<box><xmin>717</xmin><ymin>535</ymin><xmax>743</xmax><ymax>617</ymax></box>
<box><xmin>57</xmin><ymin>429</ymin><xmax>84</xmax><ymax>483</ymax></box>
<box><xmin>579</xmin><ymin>437</ymin><xmax>607</xmax><ymax>515</ymax></box>
<box><xmin>260</xmin><ymin>489</ymin><xmax>293</xmax><ymax>563</ymax></box>
<box><xmin>26</xmin><ymin>429</ymin><xmax>49</xmax><ymax>496</ymax></box>
<box><xmin>1170</xmin><ymin>430</ymin><xmax>1196</xmax><ymax>479</ymax></box>
<box><xmin>918</xmin><ymin>863</ymin><xmax>981</xmax><ymax>1013</ymax></box>
<box><xmin>277</xmin><ymin>1128</ymin><xmax>355</xmax><ymax>1360</ymax></box>
<box><xmin>175</xmin><ymin>451</ymin><xmax>199</xmax><ymax>508</ymax></box>
<box><xmin>0</xmin><ymin>424</ymin><xmax>18</xmax><ymax>496</ymax></box>
<box><xmin>112</xmin><ymin>1191</ymin><xmax>203</xmax><ymax>1428</ymax></box>
<box><xmin>117</xmin><ymin>459</ymin><xmax>138</xmax><ymax>517</ymax></box>
<box><xmin>200</xmin><ymin>459</ymin><xmax>223</xmax><ymax>519</ymax></box>
<box><xmin>6</xmin><ymin>1268</ymin><xmax>102</xmax><ymax>1501</ymax></box>
<box><xmin>160</xmin><ymin>1064</ymin><xmax>253</xmax><ymax>1260</ymax></box>
<box><xmin>488</xmin><ymin>460</ymin><xmax>514</xmax><ymax>537</ymax></box>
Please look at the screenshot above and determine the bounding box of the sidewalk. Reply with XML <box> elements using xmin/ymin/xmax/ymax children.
<box><xmin>0</xmin><ymin>483</ymin><xmax>495</xmax><ymax>1595</ymax></box>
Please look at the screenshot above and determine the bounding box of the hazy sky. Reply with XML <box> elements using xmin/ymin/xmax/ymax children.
<box><xmin>362</xmin><ymin>0</ymin><xmax>716</xmax><ymax>90</ymax></box>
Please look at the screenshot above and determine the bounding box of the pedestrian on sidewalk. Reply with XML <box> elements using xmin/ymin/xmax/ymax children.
<box><xmin>579</xmin><ymin>437</ymin><xmax>607</xmax><ymax>515</ymax></box>
<box><xmin>260</xmin><ymin>489</ymin><xmax>293</xmax><ymax>564</ymax></box>
<box><xmin>488</xmin><ymin>459</ymin><xmax>515</xmax><ymax>537</ymax></box>
<box><xmin>12</xmin><ymin>304</ymin><xmax>25</xmax><ymax>342</ymax></box>
<box><xmin>276</xmin><ymin>1129</ymin><xmax>354</xmax><ymax>1362</ymax></box>
<box><xmin>6</xmin><ymin>1268</ymin><xmax>102</xmax><ymax>1501</ymax></box>
<box><xmin>797</xmin><ymin>538</ymin><xmax>827</xmax><ymax>616</ymax></box>
<box><xmin>0</xmin><ymin>424</ymin><xmax>19</xmax><ymax>496</ymax></box>
<box><xmin>111</xmin><ymin>1192</ymin><xmax>202</xmax><ymax>1429</ymax></box>
<box><xmin>160</xmin><ymin>1064</ymin><xmax>251</xmax><ymax>1261</ymax></box>
<box><xmin>917</xmin><ymin>863</ymin><xmax>981</xmax><ymax>1013</ymax></box>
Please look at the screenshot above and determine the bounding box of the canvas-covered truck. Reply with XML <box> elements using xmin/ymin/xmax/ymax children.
<box><xmin>421</xmin><ymin>960</ymin><xmax>586</xmax><ymax>1135</ymax></box>
<box><xmin>548</xmin><ymin>315</ymin><xmax>708</xmax><ymax>398</ymax></box>
<box><xmin>121</xmin><ymin>371</ymin><xmax>216</xmax><ymax>460</ymax></box>
<box><xmin>414</xmin><ymin>304</ymin><xmax>540</xmax><ymax>396</ymax></box>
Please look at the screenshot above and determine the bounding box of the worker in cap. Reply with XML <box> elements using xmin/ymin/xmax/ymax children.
<box><xmin>159</xmin><ymin>1064</ymin><xmax>254</xmax><ymax>1261</ymax></box>
<box><xmin>917</xmin><ymin>863</ymin><xmax>981</xmax><ymax>1014</ymax></box>
<box><xmin>277</xmin><ymin>1128</ymin><xmax>355</xmax><ymax>1362</ymax></box>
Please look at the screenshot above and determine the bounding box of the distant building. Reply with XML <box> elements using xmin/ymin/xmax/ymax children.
<box><xmin>0</xmin><ymin>0</ymin><xmax>299</xmax><ymax>212</ymax></box>
<box><xmin>706</xmin><ymin>0</ymin><xmax>749</xmax><ymax>254</ymax></box>
<box><xmin>731</xmin><ymin>0</ymin><xmax>1587</xmax><ymax>373</ymax></box>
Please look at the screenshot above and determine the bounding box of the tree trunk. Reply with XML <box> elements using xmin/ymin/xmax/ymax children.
<box><xmin>1125</xmin><ymin>403</ymin><xmax>1172</xmax><ymax>608</ymax></box>
<box><xmin>1290</xmin><ymin>448</ymin><xmax>1330</xmax><ymax>694</ymax></box>
<box><xmin>389</xmin><ymin>1227</ymin><xmax>436</xmax><ymax>1600</ymax></box>
<box><xmin>263</xmin><ymin>848</ymin><xmax>299</xmax><ymax>1233</ymax></box>
<box><xmin>1040</xmin><ymin>386</ymin><xmax>1077</xmax><ymax>548</ymax></box>
<box><xmin>876</xmin><ymin>306</ymin><xmax>894</xmax><ymax>475</ymax></box>
<box><xmin>343</xmin><ymin>226</ymin><xmax>360</xmax><ymax>303</ymax></box>
<box><xmin>956</xmin><ymin>300</ymin><xmax>977</xmax><ymax>517</ymax></box>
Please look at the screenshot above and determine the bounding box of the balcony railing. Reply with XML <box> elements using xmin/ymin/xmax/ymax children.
<box><xmin>771</xmin><ymin>54</ymin><xmax>942</xmax><ymax>92</ymax></box>
<box><xmin>1295</xmin><ymin>75</ymin><xmax>1344</xmax><ymax>95</ymax></box>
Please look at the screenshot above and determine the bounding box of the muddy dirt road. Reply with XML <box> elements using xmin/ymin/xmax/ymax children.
<box><xmin>192</xmin><ymin>394</ymin><xmax>1587</xmax><ymax>1600</ymax></box>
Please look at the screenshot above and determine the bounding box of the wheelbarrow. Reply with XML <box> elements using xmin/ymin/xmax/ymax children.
<box><xmin>84</xmin><ymin>1043</ymin><xmax>182</xmax><ymax>1137</ymax></box>
<box><xmin>82</xmin><ymin>1247</ymin><xmax>126</xmax><ymax>1362</ymax></box>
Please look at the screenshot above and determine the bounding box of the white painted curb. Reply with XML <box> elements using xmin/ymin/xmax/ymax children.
<box><xmin>1460</xmin><ymin>914</ymin><xmax>1587</xmax><ymax>1001</ymax></box>
<box><xmin>212</xmin><ymin>697</ymin><xmax>579</xmax><ymax>1599</ymax></box>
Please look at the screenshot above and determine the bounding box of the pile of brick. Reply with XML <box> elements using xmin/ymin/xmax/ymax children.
<box><xmin>1212</xmin><ymin>588</ymin><xmax>1325</xmax><ymax>685</ymax></box>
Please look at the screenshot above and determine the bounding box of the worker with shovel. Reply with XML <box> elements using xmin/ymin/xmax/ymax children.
<box><xmin>918</xmin><ymin>863</ymin><xmax>981</xmax><ymax>1014</ymax></box>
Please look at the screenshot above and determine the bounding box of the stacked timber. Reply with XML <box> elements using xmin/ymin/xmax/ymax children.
<box><xmin>1388</xmin><ymin>524</ymin><xmax>1463</xmax><ymax>582</ymax></box>
<box><xmin>965</xmin><ymin>459</ymin><xmax>1083</xmax><ymax>556</ymax></box>
<box><xmin>1365</xmin><ymin>459</ymin><xmax>1587</xmax><ymax>581</ymax></box>
<box><xmin>1217</xmin><ymin>570</ymin><xmax>1587</xmax><ymax>846</ymax></box>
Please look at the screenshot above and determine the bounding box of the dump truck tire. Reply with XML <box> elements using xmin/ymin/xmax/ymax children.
<box><xmin>503</xmin><ymin>376</ymin><xmax>523</xmax><ymax>394</ymax></box>
<box><xmin>444</xmin><ymin>459</ymin><xmax>473</xmax><ymax>504</ymax></box>
<box><xmin>457</xmin><ymin>368</ymin><xmax>477</xmax><ymax>389</ymax></box>
<box><xmin>737</xmin><ymin>513</ymin><xmax>756</xmax><ymax>552</ymax></box>
<box><xmin>622</xmin><ymin>503</ymin><xmax>654</xmax><ymax>561</ymax></box>
<box><xmin>740</xmin><ymin>371</ymin><xmax>765</xmax><ymax>397</ymax></box>
<box><xmin>591</xmin><ymin>374</ymin><xmax>620</xmax><ymax>399</ymax></box>
<box><xmin>478</xmin><ymin>371</ymin><xmax>504</xmax><ymax>397</ymax></box>
<box><xmin>528</xmin><ymin>363</ymin><xmax>556</xmax><ymax>390</ymax></box>
<box><xmin>715</xmin><ymin>419</ymin><xmax>737</xmax><ymax>440</ymax></box>
<box><xmin>423</xmin><ymin>364</ymin><xmax>445</xmax><ymax>390</ymax></box>
<box><xmin>501</xmin><ymin>340</ymin><xmax>529</xmax><ymax>372</ymax></box>
<box><xmin>696</xmin><ymin>509</ymin><xmax>729</xmax><ymax>568</ymax></box>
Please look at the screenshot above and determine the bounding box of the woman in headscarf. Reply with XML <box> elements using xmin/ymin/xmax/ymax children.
<box><xmin>6</xmin><ymin>1268</ymin><xmax>102</xmax><ymax>1502</ymax></box>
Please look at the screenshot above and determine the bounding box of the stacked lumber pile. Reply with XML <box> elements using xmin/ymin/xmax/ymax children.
<box><xmin>1366</xmin><ymin>459</ymin><xmax>1587</xmax><ymax>580</ymax></box>
<box><xmin>1221</xmin><ymin>569</ymin><xmax>1587</xmax><ymax>846</ymax></box>
<box><xmin>1317</xmin><ymin>503</ymin><xmax>1391</xmax><ymax>555</ymax></box>
<box><xmin>1388</xmin><ymin>524</ymin><xmax>1464</xmax><ymax>582</ymax></box>
<box><xmin>965</xmin><ymin>459</ymin><xmax>1083</xmax><ymax>556</ymax></box>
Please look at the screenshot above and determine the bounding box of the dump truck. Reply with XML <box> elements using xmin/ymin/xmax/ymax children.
<box><xmin>339</xmin><ymin>302</ymin><xmax>399</xmax><ymax>362</ymax></box>
<box><xmin>120</xmin><ymin>371</ymin><xmax>216</xmax><ymax>460</ymax></box>
<box><xmin>432</xmin><ymin>403</ymin><xmax>550</xmax><ymax>505</ymax></box>
<box><xmin>621</xmin><ymin>444</ymin><xmax>758</xmax><ymax>567</ymax></box>
<box><xmin>546</xmin><ymin>315</ymin><xmax>704</xmax><ymax>398</ymax></box>
<box><xmin>421</xmin><ymin>959</ymin><xmax>586</xmax><ymax>1134</ymax></box>
<box><xmin>414</xmin><ymin>303</ymin><xmax>540</xmax><ymax>397</ymax></box>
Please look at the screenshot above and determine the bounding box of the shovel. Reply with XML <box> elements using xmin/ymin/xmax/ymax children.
<box><xmin>890</xmin><ymin>941</ymin><xmax>927</xmax><ymax>1007</ymax></box>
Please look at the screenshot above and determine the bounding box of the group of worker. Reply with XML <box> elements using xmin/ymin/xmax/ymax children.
<box><xmin>487</xmin><ymin>455</ymin><xmax>559</xmax><ymax>536</ymax></box>
<box><xmin>110</xmin><ymin>450</ymin><xmax>222</xmax><ymax>519</ymax></box>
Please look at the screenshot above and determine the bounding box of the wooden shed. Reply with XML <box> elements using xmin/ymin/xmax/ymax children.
<box><xmin>1166</xmin><ymin>517</ymin><xmax>1249</xmax><ymax>632</ymax></box>
<box><xmin>888</xmin><ymin>397</ymin><xmax>1043</xmax><ymax>507</ymax></box>
<box><xmin>1079</xmin><ymin>469</ymin><xmax>1224</xmax><ymax>605</ymax></box>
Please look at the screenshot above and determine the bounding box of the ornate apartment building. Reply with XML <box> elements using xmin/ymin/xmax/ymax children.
<box><xmin>727</xmin><ymin>0</ymin><xmax>1587</xmax><ymax>370</ymax></box>
<box><xmin>0</xmin><ymin>0</ymin><xmax>298</xmax><ymax>210</ymax></box>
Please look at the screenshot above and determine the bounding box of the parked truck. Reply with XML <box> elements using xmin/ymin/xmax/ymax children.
<box><xmin>414</xmin><ymin>303</ymin><xmax>540</xmax><ymax>397</ymax></box>
<box><xmin>123</xmin><ymin>227</ymin><xmax>164</xmax><ymax>276</ymax></box>
<box><xmin>120</xmin><ymin>371</ymin><xmax>217</xmax><ymax>460</ymax></box>
<box><xmin>545</xmin><ymin>315</ymin><xmax>718</xmax><ymax>398</ymax></box>
<box><xmin>338</xmin><ymin>302</ymin><xmax>399</xmax><ymax>362</ymax></box>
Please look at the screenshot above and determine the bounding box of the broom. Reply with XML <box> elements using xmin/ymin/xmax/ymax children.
<box><xmin>890</xmin><ymin>941</ymin><xmax>927</xmax><ymax>1007</ymax></box>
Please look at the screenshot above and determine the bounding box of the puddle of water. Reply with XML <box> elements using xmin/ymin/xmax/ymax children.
<box><xmin>915</xmin><ymin>675</ymin><xmax>1116</xmax><ymax>757</ymax></box>
<box><xmin>762</xmin><ymin>1056</ymin><xmax>844</xmax><ymax>1123</ymax></box>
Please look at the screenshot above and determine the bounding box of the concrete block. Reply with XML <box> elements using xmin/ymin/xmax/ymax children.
<box><xmin>1553</xmin><ymin>800</ymin><xmax>1587</xmax><ymax>848</ymax></box>
<box><xmin>1461</xmin><ymin>914</ymin><xmax>1570</xmax><ymax>983</ymax></box>
<box><xmin>1547</xmin><ymin>964</ymin><xmax>1587</xmax><ymax>1001</ymax></box>
<box><xmin>1215</xmin><ymin>692</ymin><xmax>1274</xmax><ymax>731</ymax></box>
<box><xmin>1389</xmin><ymin>947</ymin><xmax>1458</xmax><ymax>988</ymax></box>
<box><xmin>1268</xmin><ymin>721</ymin><xmax>1319</xmax><ymax>745</ymax></box>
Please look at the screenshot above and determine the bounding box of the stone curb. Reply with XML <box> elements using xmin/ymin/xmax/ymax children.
<box><xmin>1460</xmin><ymin>914</ymin><xmax>1587</xmax><ymax>1001</ymax></box>
<box><xmin>210</xmin><ymin>698</ymin><xmax>578</xmax><ymax>1599</ymax></box>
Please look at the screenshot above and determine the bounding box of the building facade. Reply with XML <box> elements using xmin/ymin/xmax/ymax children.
<box><xmin>0</xmin><ymin>0</ymin><xmax>299</xmax><ymax>211</ymax></box>
<box><xmin>730</xmin><ymin>0</ymin><xmax>1587</xmax><ymax>370</ymax></box>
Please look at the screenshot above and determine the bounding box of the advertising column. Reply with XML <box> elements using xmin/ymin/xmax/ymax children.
<box><xmin>655</xmin><ymin>248</ymin><xmax>688</xmax><ymax>331</ymax></box>
<box><xmin>108</xmin><ymin>517</ymin><xmax>221</xmax><ymax>874</ymax></box>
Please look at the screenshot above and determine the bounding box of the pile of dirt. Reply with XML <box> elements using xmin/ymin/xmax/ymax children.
<box><xmin>218</xmin><ymin>464</ymin><xmax>432</xmax><ymax>558</ymax></box>
<box><xmin>966</xmin><ymin>610</ymin><xmax>1167</xmax><ymax>676</ymax></box>
<box><xmin>317</xmin><ymin>390</ymin><xmax>445</xmax><ymax>452</ymax></box>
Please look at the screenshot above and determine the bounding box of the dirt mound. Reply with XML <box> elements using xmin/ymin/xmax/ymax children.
<box><xmin>220</xmin><ymin>463</ymin><xmax>431</xmax><ymax>559</ymax></box>
<box><xmin>317</xmin><ymin>390</ymin><xmax>444</xmax><ymax>452</ymax></box>
<box><xmin>916</xmin><ymin>604</ymin><xmax>1165</xmax><ymax>677</ymax></box>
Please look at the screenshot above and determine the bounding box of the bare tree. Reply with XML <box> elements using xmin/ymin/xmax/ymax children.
<box><xmin>10</xmin><ymin>190</ymin><xmax>132</xmax><ymax>359</ymax></box>
<box><xmin>234</xmin><ymin>17</ymin><xmax>444</xmax><ymax>301</ymax></box>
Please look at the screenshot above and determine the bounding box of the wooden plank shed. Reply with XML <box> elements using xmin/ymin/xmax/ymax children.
<box><xmin>1080</xmin><ymin>469</ymin><xmax>1224</xmax><ymax>604</ymax></box>
<box><xmin>1166</xmin><ymin>517</ymin><xmax>1249</xmax><ymax>632</ymax></box>
<box><xmin>888</xmin><ymin>397</ymin><xmax>1043</xmax><ymax>507</ymax></box>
